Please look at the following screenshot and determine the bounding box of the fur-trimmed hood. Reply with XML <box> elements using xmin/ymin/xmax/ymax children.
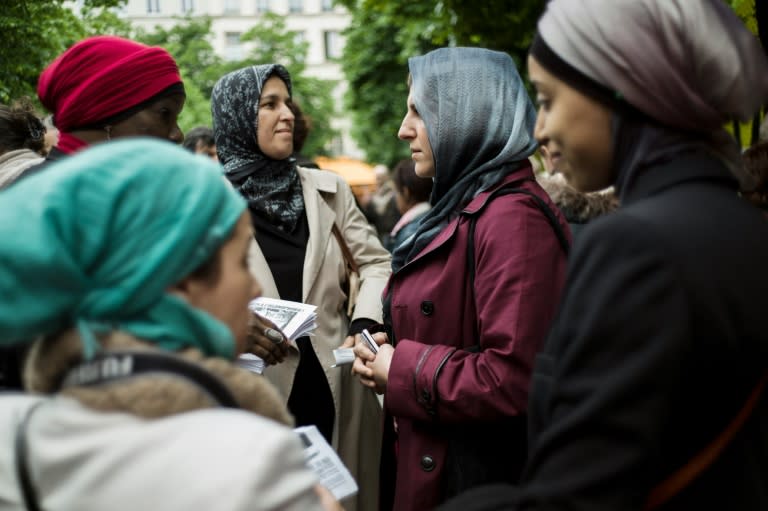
<box><xmin>536</xmin><ymin>172</ymin><xmax>618</xmax><ymax>225</ymax></box>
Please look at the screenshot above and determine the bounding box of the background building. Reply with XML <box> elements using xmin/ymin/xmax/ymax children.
<box><xmin>119</xmin><ymin>0</ymin><xmax>360</xmax><ymax>157</ymax></box>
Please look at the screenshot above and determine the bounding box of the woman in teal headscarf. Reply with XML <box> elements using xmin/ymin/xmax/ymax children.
<box><xmin>0</xmin><ymin>139</ymin><xmax>338</xmax><ymax>511</ymax></box>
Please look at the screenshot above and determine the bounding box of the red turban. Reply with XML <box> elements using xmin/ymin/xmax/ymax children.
<box><xmin>37</xmin><ymin>36</ymin><xmax>182</xmax><ymax>132</ymax></box>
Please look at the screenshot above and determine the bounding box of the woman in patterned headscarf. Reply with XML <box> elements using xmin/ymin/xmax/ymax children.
<box><xmin>211</xmin><ymin>64</ymin><xmax>391</xmax><ymax>511</ymax></box>
<box><xmin>350</xmin><ymin>47</ymin><xmax>570</xmax><ymax>511</ymax></box>
<box><xmin>439</xmin><ymin>1</ymin><xmax>768</xmax><ymax>510</ymax></box>
<box><xmin>0</xmin><ymin>139</ymin><xmax>336</xmax><ymax>511</ymax></box>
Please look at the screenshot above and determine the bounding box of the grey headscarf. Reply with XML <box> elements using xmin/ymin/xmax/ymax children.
<box><xmin>532</xmin><ymin>0</ymin><xmax>768</xmax><ymax>196</ymax></box>
<box><xmin>391</xmin><ymin>47</ymin><xmax>538</xmax><ymax>272</ymax></box>
<box><xmin>211</xmin><ymin>64</ymin><xmax>305</xmax><ymax>233</ymax></box>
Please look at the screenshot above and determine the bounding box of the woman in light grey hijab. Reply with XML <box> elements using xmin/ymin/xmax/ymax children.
<box><xmin>351</xmin><ymin>47</ymin><xmax>571</xmax><ymax>511</ymax></box>
<box><xmin>439</xmin><ymin>1</ymin><xmax>768</xmax><ymax>510</ymax></box>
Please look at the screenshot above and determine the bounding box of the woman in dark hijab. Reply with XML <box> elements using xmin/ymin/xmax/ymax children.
<box><xmin>440</xmin><ymin>1</ymin><xmax>768</xmax><ymax>510</ymax></box>
<box><xmin>211</xmin><ymin>64</ymin><xmax>391</xmax><ymax>511</ymax></box>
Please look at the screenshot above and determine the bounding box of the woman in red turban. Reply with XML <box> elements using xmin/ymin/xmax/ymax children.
<box><xmin>0</xmin><ymin>36</ymin><xmax>186</xmax><ymax>391</ymax></box>
<box><xmin>35</xmin><ymin>35</ymin><xmax>185</xmax><ymax>162</ymax></box>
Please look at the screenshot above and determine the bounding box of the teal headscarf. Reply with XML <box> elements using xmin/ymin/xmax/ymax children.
<box><xmin>0</xmin><ymin>138</ymin><xmax>246</xmax><ymax>359</ymax></box>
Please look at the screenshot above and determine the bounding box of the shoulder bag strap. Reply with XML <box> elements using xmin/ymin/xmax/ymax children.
<box><xmin>645</xmin><ymin>370</ymin><xmax>768</xmax><ymax>510</ymax></box>
<box><xmin>331</xmin><ymin>223</ymin><xmax>360</xmax><ymax>316</ymax></box>
<box><xmin>464</xmin><ymin>183</ymin><xmax>571</xmax><ymax>351</ymax></box>
<box><xmin>331</xmin><ymin>223</ymin><xmax>360</xmax><ymax>274</ymax></box>
<box><xmin>15</xmin><ymin>401</ymin><xmax>45</xmax><ymax>511</ymax></box>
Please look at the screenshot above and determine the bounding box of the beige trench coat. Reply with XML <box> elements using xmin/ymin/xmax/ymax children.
<box><xmin>248</xmin><ymin>167</ymin><xmax>392</xmax><ymax>511</ymax></box>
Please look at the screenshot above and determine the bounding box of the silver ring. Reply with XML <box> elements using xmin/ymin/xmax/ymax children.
<box><xmin>264</xmin><ymin>327</ymin><xmax>285</xmax><ymax>344</ymax></box>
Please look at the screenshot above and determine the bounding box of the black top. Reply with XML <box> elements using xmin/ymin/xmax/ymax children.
<box><xmin>251</xmin><ymin>209</ymin><xmax>308</xmax><ymax>302</ymax></box>
<box><xmin>251</xmin><ymin>207</ymin><xmax>335</xmax><ymax>443</ymax></box>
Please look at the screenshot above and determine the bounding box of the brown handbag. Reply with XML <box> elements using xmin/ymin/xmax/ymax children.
<box><xmin>645</xmin><ymin>370</ymin><xmax>767</xmax><ymax>509</ymax></box>
<box><xmin>331</xmin><ymin>223</ymin><xmax>360</xmax><ymax>317</ymax></box>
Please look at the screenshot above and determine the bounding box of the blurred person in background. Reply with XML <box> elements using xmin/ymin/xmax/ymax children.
<box><xmin>289</xmin><ymin>100</ymin><xmax>320</xmax><ymax>169</ymax></box>
<box><xmin>741</xmin><ymin>140</ymin><xmax>768</xmax><ymax>216</ymax></box>
<box><xmin>363</xmin><ymin>164</ymin><xmax>401</xmax><ymax>248</ymax></box>
<box><xmin>182</xmin><ymin>126</ymin><xmax>218</xmax><ymax>161</ymax></box>
<box><xmin>0</xmin><ymin>98</ymin><xmax>46</xmax><ymax>189</ymax></box>
<box><xmin>41</xmin><ymin>114</ymin><xmax>58</xmax><ymax>156</ymax></box>
<box><xmin>387</xmin><ymin>158</ymin><xmax>432</xmax><ymax>252</ymax></box>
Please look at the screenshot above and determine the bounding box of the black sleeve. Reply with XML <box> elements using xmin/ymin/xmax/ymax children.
<box><xmin>518</xmin><ymin>213</ymin><xmax>691</xmax><ymax>511</ymax></box>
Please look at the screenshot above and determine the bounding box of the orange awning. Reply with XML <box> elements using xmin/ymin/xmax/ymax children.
<box><xmin>314</xmin><ymin>156</ymin><xmax>377</xmax><ymax>187</ymax></box>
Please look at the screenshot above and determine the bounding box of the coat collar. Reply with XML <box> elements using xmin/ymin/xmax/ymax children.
<box><xmin>403</xmin><ymin>161</ymin><xmax>535</xmax><ymax>268</ymax></box>
<box><xmin>621</xmin><ymin>151</ymin><xmax>737</xmax><ymax>205</ymax></box>
<box><xmin>461</xmin><ymin>161</ymin><xmax>535</xmax><ymax>214</ymax></box>
<box><xmin>247</xmin><ymin>167</ymin><xmax>340</xmax><ymax>302</ymax></box>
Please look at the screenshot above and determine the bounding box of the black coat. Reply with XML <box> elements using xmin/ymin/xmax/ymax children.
<box><xmin>440</xmin><ymin>152</ymin><xmax>768</xmax><ymax>511</ymax></box>
<box><xmin>518</xmin><ymin>151</ymin><xmax>768</xmax><ymax>509</ymax></box>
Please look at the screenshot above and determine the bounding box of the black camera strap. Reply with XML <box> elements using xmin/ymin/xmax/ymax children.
<box><xmin>59</xmin><ymin>351</ymin><xmax>240</xmax><ymax>408</ymax></box>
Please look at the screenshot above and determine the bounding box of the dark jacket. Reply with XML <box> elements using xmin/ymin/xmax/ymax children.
<box><xmin>519</xmin><ymin>152</ymin><xmax>768</xmax><ymax>510</ymax></box>
<box><xmin>383</xmin><ymin>165</ymin><xmax>570</xmax><ymax>511</ymax></box>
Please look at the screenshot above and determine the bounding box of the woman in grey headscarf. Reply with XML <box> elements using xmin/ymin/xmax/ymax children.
<box><xmin>211</xmin><ymin>64</ymin><xmax>391</xmax><ymax>511</ymax></box>
<box><xmin>438</xmin><ymin>1</ymin><xmax>768</xmax><ymax>510</ymax></box>
<box><xmin>350</xmin><ymin>47</ymin><xmax>571</xmax><ymax>511</ymax></box>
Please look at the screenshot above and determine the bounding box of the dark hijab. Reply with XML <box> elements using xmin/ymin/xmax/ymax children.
<box><xmin>211</xmin><ymin>64</ymin><xmax>305</xmax><ymax>233</ymax></box>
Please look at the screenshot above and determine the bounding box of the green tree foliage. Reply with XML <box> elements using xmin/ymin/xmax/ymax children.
<box><xmin>341</xmin><ymin>5</ymin><xmax>430</xmax><ymax>167</ymax></box>
<box><xmin>725</xmin><ymin>0</ymin><xmax>763</xmax><ymax>146</ymax></box>
<box><xmin>728</xmin><ymin>0</ymin><xmax>757</xmax><ymax>35</ymax></box>
<box><xmin>0</xmin><ymin>0</ymin><xmax>129</xmax><ymax>104</ymax></box>
<box><xmin>134</xmin><ymin>16</ymin><xmax>226</xmax><ymax>130</ymax></box>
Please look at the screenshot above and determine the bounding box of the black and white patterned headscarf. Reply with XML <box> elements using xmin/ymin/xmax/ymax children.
<box><xmin>211</xmin><ymin>64</ymin><xmax>305</xmax><ymax>233</ymax></box>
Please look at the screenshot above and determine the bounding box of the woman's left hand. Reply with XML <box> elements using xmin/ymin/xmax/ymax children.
<box><xmin>351</xmin><ymin>332</ymin><xmax>392</xmax><ymax>394</ymax></box>
<box><xmin>367</xmin><ymin>344</ymin><xmax>393</xmax><ymax>394</ymax></box>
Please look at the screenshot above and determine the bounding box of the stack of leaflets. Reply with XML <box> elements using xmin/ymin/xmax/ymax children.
<box><xmin>237</xmin><ymin>297</ymin><xmax>317</xmax><ymax>374</ymax></box>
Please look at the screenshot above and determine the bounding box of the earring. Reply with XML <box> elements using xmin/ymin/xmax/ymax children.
<box><xmin>104</xmin><ymin>125</ymin><xmax>112</xmax><ymax>141</ymax></box>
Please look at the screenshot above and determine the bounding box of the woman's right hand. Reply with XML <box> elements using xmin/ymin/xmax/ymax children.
<box><xmin>247</xmin><ymin>313</ymin><xmax>291</xmax><ymax>365</ymax></box>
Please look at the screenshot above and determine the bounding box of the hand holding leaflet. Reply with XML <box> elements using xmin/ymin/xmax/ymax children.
<box><xmin>237</xmin><ymin>297</ymin><xmax>318</xmax><ymax>374</ymax></box>
<box><xmin>332</xmin><ymin>329</ymin><xmax>378</xmax><ymax>367</ymax></box>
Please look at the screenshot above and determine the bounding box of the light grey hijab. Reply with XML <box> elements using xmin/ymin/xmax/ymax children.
<box><xmin>535</xmin><ymin>0</ymin><xmax>768</xmax><ymax>194</ymax></box>
<box><xmin>391</xmin><ymin>47</ymin><xmax>537</xmax><ymax>272</ymax></box>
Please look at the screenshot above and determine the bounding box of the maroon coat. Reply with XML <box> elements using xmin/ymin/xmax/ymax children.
<box><xmin>382</xmin><ymin>165</ymin><xmax>570</xmax><ymax>510</ymax></box>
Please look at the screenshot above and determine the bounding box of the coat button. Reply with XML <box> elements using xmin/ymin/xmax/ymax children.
<box><xmin>420</xmin><ymin>455</ymin><xmax>435</xmax><ymax>472</ymax></box>
<box><xmin>420</xmin><ymin>300</ymin><xmax>434</xmax><ymax>316</ymax></box>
